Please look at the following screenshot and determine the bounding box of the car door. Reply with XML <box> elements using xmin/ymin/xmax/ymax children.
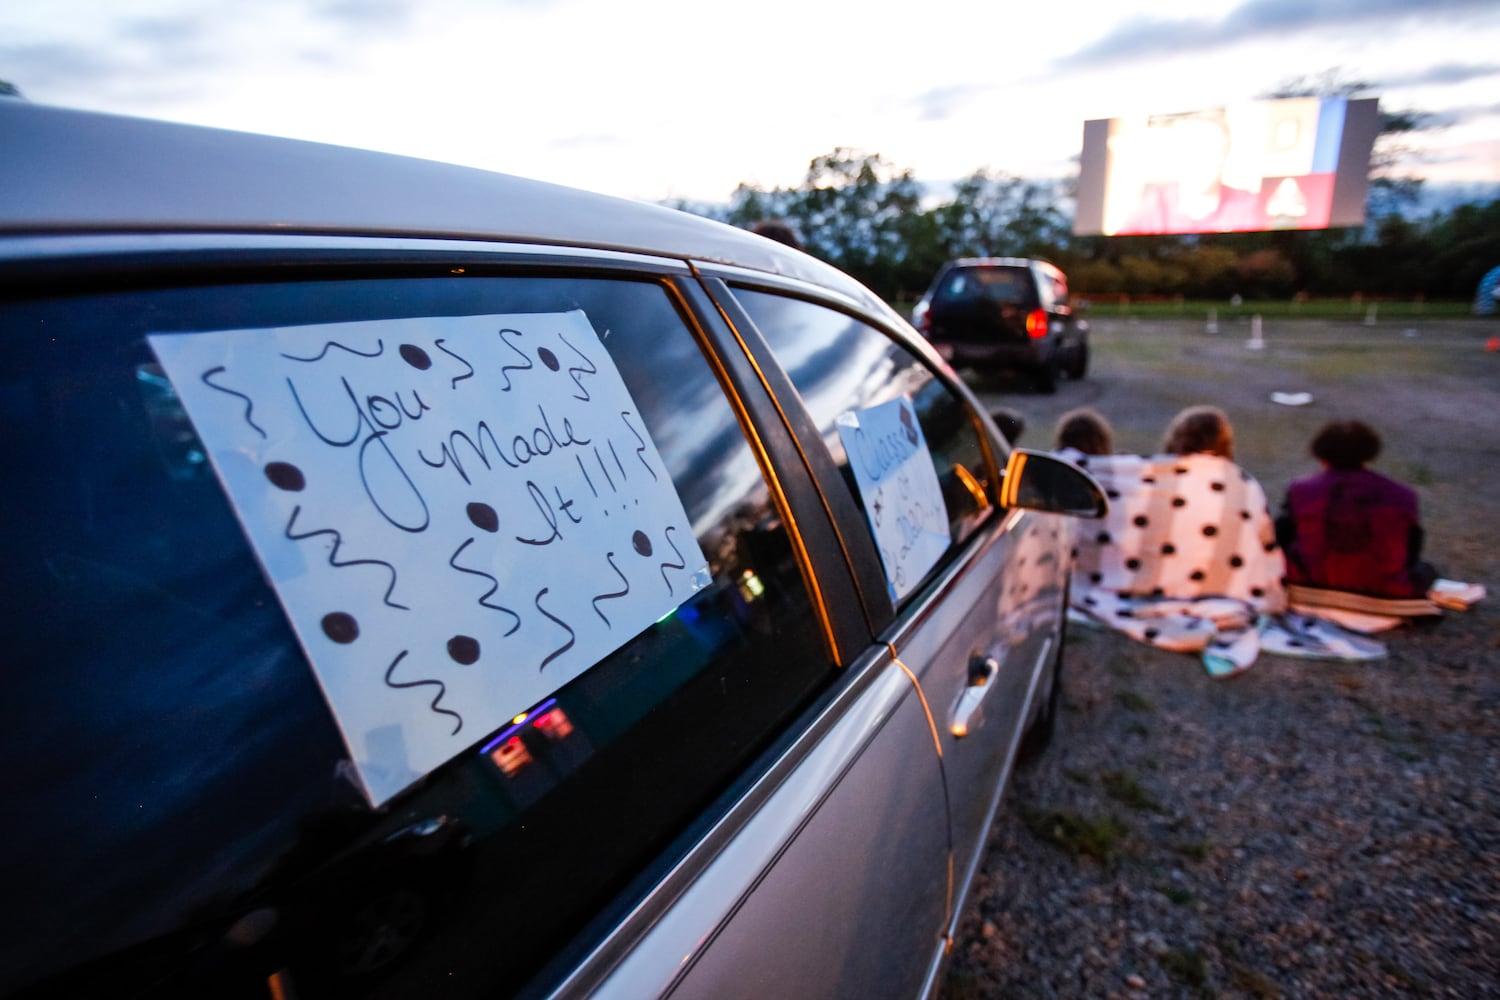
<box><xmin>718</xmin><ymin>280</ymin><xmax>1072</xmax><ymax>961</ymax></box>
<box><xmin>0</xmin><ymin>244</ymin><xmax>949</xmax><ymax>1000</ymax></box>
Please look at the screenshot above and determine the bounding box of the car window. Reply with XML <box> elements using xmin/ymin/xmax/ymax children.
<box><xmin>0</xmin><ymin>272</ymin><xmax>833</xmax><ymax>996</ymax></box>
<box><xmin>731</xmin><ymin>289</ymin><xmax>995</xmax><ymax>603</ymax></box>
<box><xmin>1034</xmin><ymin>264</ymin><xmax>1068</xmax><ymax>309</ymax></box>
<box><xmin>935</xmin><ymin>266</ymin><xmax>1031</xmax><ymax>308</ymax></box>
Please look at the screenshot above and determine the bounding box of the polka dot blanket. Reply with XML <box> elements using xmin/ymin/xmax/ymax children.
<box><xmin>1064</xmin><ymin>453</ymin><xmax>1386</xmax><ymax>676</ymax></box>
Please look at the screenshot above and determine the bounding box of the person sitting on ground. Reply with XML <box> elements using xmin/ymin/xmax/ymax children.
<box><xmin>1276</xmin><ymin>420</ymin><xmax>1436</xmax><ymax>598</ymax></box>
<box><xmin>1053</xmin><ymin>407</ymin><xmax>1113</xmax><ymax>463</ymax></box>
<box><xmin>1161</xmin><ymin>404</ymin><xmax>1234</xmax><ymax>459</ymax></box>
<box><xmin>1064</xmin><ymin>405</ymin><xmax>1287</xmax><ymax>674</ymax></box>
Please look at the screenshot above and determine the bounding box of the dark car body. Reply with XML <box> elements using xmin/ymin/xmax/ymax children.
<box><xmin>0</xmin><ymin>101</ymin><xmax>1103</xmax><ymax>1000</ymax></box>
<box><xmin>912</xmin><ymin>258</ymin><xmax>1089</xmax><ymax>392</ymax></box>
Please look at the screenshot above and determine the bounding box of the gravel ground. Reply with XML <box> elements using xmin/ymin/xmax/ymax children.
<box><xmin>942</xmin><ymin>316</ymin><xmax>1500</xmax><ymax>999</ymax></box>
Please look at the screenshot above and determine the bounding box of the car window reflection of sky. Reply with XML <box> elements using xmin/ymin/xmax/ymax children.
<box><xmin>1</xmin><ymin>0</ymin><xmax>1496</xmax><ymax>201</ymax></box>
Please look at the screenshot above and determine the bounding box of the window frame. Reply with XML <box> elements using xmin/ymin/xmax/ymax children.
<box><xmin>693</xmin><ymin>265</ymin><xmax>1010</xmax><ymax>637</ymax></box>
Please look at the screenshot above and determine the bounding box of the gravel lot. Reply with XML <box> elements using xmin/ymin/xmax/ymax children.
<box><xmin>943</xmin><ymin>315</ymin><xmax>1500</xmax><ymax>998</ymax></box>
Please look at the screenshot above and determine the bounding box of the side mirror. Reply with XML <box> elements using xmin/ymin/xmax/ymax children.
<box><xmin>999</xmin><ymin>449</ymin><xmax>1108</xmax><ymax>518</ymax></box>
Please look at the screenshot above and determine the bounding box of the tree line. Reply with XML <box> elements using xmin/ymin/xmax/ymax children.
<box><xmin>680</xmin><ymin>147</ymin><xmax>1500</xmax><ymax>305</ymax></box>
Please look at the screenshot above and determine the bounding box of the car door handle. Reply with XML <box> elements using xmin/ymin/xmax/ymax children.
<box><xmin>950</xmin><ymin>655</ymin><xmax>1001</xmax><ymax>738</ymax></box>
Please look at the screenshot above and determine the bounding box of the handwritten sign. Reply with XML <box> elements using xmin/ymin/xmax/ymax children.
<box><xmin>150</xmin><ymin>311</ymin><xmax>710</xmax><ymax>805</ymax></box>
<box><xmin>836</xmin><ymin>398</ymin><xmax>950</xmax><ymax>601</ymax></box>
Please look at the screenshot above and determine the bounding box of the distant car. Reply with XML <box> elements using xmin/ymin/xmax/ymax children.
<box><xmin>0</xmin><ymin>101</ymin><xmax>1105</xmax><ymax>1000</ymax></box>
<box><xmin>912</xmin><ymin>258</ymin><xmax>1089</xmax><ymax>392</ymax></box>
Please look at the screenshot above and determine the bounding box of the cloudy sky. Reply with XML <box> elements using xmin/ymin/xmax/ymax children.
<box><xmin>4</xmin><ymin>0</ymin><xmax>1498</xmax><ymax>202</ymax></box>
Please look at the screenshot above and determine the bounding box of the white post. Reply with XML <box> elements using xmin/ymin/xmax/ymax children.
<box><xmin>1247</xmin><ymin>314</ymin><xmax>1265</xmax><ymax>350</ymax></box>
<box><xmin>1206</xmin><ymin>308</ymin><xmax>1218</xmax><ymax>334</ymax></box>
<box><xmin>1364</xmin><ymin>304</ymin><xmax>1378</xmax><ymax>326</ymax></box>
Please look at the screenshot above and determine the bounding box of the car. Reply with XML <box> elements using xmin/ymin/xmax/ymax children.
<box><xmin>911</xmin><ymin>257</ymin><xmax>1090</xmax><ymax>393</ymax></box>
<box><xmin>0</xmin><ymin>100</ymin><xmax>1105</xmax><ymax>1000</ymax></box>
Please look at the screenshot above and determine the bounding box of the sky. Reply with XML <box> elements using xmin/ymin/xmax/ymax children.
<box><xmin>3</xmin><ymin>0</ymin><xmax>1499</xmax><ymax>204</ymax></box>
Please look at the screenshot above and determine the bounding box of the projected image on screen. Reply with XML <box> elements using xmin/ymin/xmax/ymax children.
<box><xmin>1074</xmin><ymin>98</ymin><xmax>1380</xmax><ymax>237</ymax></box>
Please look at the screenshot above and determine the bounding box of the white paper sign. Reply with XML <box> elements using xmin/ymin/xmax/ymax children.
<box><xmin>150</xmin><ymin>311</ymin><xmax>710</xmax><ymax>805</ymax></box>
<box><xmin>836</xmin><ymin>397</ymin><xmax>950</xmax><ymax>601</ymax></box>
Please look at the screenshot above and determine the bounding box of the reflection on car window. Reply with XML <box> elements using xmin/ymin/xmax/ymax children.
<box><xmin>0</xmin><ymin>275</ymin><xmax>832</xmax><ymax>996</ymax></box>
<box><xmin>732</xmin><ymin>288</ymin><xmax>994</xmax><ymax>603</ymax></box>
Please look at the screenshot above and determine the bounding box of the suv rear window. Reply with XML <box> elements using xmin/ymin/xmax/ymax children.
<box><xmin>933</xmin><ymin>266</ymin><xmax>1033</xmax><ymax>308</ymax></box>
<box><xmin>1</xmin><ymin>272</ymin><xmax>833</xmax><ymax>996</ymax></box>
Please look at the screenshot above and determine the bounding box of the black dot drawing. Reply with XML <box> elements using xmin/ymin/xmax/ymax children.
<box><xmin>632</xmin><ymin>530</ymin><xmax>653</xmax><ymax>557</ymax></box>
<box><xmin>1191</xmin><ymin>570</ymin><xmax>1206</xmax><ymax>581</ymax></box>
<box><xmin>321</xmin><ymin>612</ymin><xmax>359</xmax><ymax>644</ymax></box>
<box><xmin>1084</xmin><ymin>595</ymin><xmax>1097</xmax><ymax>605</ymax></box>
<box><xmin>1171</xmin><ymin>497</ymin><xmax>1186</xmax><ymax>508</ymax></box>
<box><xmin>1175</xmin><ymin>467</ymin><xmax>1189</xmax><ymax>475</ymax></box>
<box><xmin>538</xmin><ymin>346</ymin><xmax>560</xmax><ymax>371</ymax></box>
<box><xmin>1251</xmin><ymin>587</ymin><xmax>1265</xmax><ymax>598</ymax></box>
<box><xmin>1096</xmin><ymin>531</ymin><xmax>1111</xmax><ymax>544</ymax></box>
<box><xmin>1106</xmin><ymin>489</ymin><xmax>1121</xmax><ymax>499</ymax></box>
<box><xmin>1119</xmin><ymin>608</ymin><xmax>1135</xmax><ymax>618</ymax></box>
<box><xmin>1150</xmin><ymin>587</ymin><xmax>1165</xmax><ymax>597</ymax></box>
<box><xmin>1203</xmin><ymin>525</ymin><xmax>1219</xmax><ymax>537</ymax></box>
<box><xmin>1229</xmin><ymin>555</ymin><xmax>1244</xmax><ymax>568</ymax></box>
<box><xmin>447</xmin><ymin>635</ymin><xmax>481</xmax><ymax>665</ymax></box>
<box><xmin>1144</xmin><ymin>628</ymin><xmax>1160</xmax><ymax>640</ymax></box>
<box><xmin>266</xmin><ymin>462</ymin><xmax>306</xmax><ymax>492</ymax></box>
<box><xmin>1077</xmin><ymin>457</ymin><xmax>1089</xmax><ymax>466</ymax></box>
<box><xmin>1161</xmin><ymin>543</ymin><xmax>1177</xmax><ymax>555</ymax></box>
<box><xmin>399</xmin><ymin>343</ymin><xmax>433</xmax><ymax>370</ymax></box>
<box><xmin>1133</xmin><ymin>515</ymin><xmax>1149</xmax><ymax>527</ymax></box>
<box><xmin>1142</xmin><ymin>476</ymin><xmax>1156</xmax><ymax>484</ymax></box>
<box><xmin>1264</xmin><ymin>542</ymin><xmax>1279</xmax><ymax>552</ymax></box>
<box><xmin>1070</xmin><ymin>548</ymin><xmax>1080</xmax><ymax>559</ymax></box>
<box><xmin>1126</xmin><ymin>558</ymin><xmax>1141</xmax><ymax>570</ymax></box>
<box><xmin>1241</xmin><ymin>510</ymin><xmax>1253</xmax><ymax>520</ymax></box>
<box><xmin>1090</xmin><ymin>573</ymin><xmax>1103</xmax><ymax>583</ymax></box>
<box><xmin>467</xmin><ymin>502</ymin><xmax>500</xmax><ymax>533</ymax></box>
<box><xmin>1211</xmin><ymin>482</ymin><xmax>1226</xmax><ymax>492</ymax></box>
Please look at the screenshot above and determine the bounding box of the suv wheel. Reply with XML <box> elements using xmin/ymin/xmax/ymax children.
<box><xmin>1065</xmin><ymin>342</ymin><xmax>1089</xmax><ymax>380</ymax></box>
<box><xmin>1034</xmin><ymin>360</ymin><xmax>1059</xmax><ymax>394</ymax></box>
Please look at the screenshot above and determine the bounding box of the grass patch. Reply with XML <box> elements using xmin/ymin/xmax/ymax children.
<box><xmin>1101</xmin><ymin>769</ymin><xmax>1162</xmax><ymax>812</ymax></box>
<box><xmin>1229</xmin><ymin>963</ymin><xmax>1282</xmax><ymax>999</ymax></box>
<box><xmin>1115</xmin><ymin>690</ymin><xmax>1155</xmax><ymax>713</ymax></box>
<box><xmin>1365</xmin><ymin>711</ymin><xmax>1427</xmax><ymax>763</ymax></box>
<box><xmin>1160</xmin><ymin>947</ymin><xmax>1209</xmax><ymax>988</ymax></box>
<box><xmin>1174</xmin><ymin>839</ymin><xmax>1212</xmax><ymax>861</ymax></box>
<box><xmin>1402</xmin><ymin>462</ymin><xmax>1435</xmax><ymax>487</ymax></box>
<box><xmin>1157</xmin><ymin>883</ymin><xmax>1195</xmax><ymax>905</ymax></box>
<box><xmin>1022</xmin><ymin>809</ymin><xmax>1128</xmax><ymax>862</ymax></box>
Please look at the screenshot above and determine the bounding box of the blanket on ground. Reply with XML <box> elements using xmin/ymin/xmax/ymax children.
<box><xmin>1065</xmin><ymin>453</ymin><xmax>1388</xmax><ymax>675</ymax></box>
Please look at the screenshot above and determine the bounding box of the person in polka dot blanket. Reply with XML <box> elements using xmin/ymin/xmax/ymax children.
<box><xmin>1058</xmin><ymin>407</ymin><xmax>1384</xmax><ymax>676</ymax></box>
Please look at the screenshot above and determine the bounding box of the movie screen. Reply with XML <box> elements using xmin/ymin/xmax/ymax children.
<box><xmin>1074</xmin><ymin>97</ymin><xmax>1381</xmax><ymax>237</ymax></box>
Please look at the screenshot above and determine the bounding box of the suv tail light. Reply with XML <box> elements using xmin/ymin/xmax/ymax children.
<box><xmin>1026</xmin><ymin>309</ymin><xmax>1048</xmax><ymax>339</ymax></box>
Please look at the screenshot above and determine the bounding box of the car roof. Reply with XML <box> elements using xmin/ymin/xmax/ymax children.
<box><xmin>949</xmin><ymin>257</ymin><xmax>1041</xmax><ymax>269</ymax></box>
<box><xmin>0</xmin><ymin>100</ymin><xmax>876</xmax><ymax>307</ymax></box>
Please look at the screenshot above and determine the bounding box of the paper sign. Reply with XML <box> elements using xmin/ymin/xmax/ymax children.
<box><xmin>150</xmin><ymin>311</ymin><xmax>710</xmax><ymax>805</ymax></box>
<box><xmin>836</xmin><ymin>397</ymin><xmax>950</xmax><ymax>600</ymax></box>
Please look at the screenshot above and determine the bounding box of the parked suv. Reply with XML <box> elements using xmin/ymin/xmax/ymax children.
<box><xmin>1</xmin><ymin>101</ymin><xmax>1104</xmax><ymax>1000</ymax></box>
<box><xmin>912</xmin><ymin>258</ymin><xmax>1089</xmax><ymax>392</ymax></box>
